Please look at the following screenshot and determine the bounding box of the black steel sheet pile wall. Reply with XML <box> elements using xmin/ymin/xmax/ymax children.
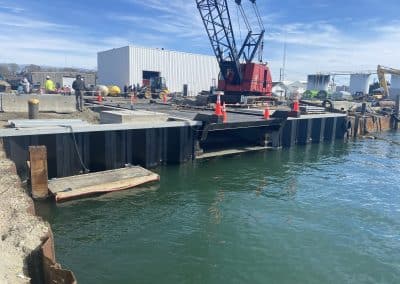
<box><xmin>281</xmin><ymin>116</ymin><xmax>349</xmax><ymax>148</ymax></box>
<box><xmin>4</xmin><ymin>126</ymin><xmax>195</xmax><ymax>179</ymax></box>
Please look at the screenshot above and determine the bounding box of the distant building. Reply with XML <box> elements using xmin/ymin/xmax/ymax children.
<box><xmin>97</xmin><ymin>45</ymin><xmax>220</xmax><ymax>96</ymax></box>
<box><xmin>271</xmin><ymin>82</ymin><xmax>287</xmax><ymax>98</ymax></box>
<box><xmin>391</xmin><ymin>75</ymin><xmax>400</xmax><ymax>98</ymax></box>
<box><xmin>287</xmin><ymin>81</ymin><xmax>307</xmax><ymax>95</ymax></box>
<box><xmin>349</xmin><ymin>74</ymin><xmax>371</xmax><ymax>95</ymax></box>
<box><xmin>336</xmin><ymin>85</ymin><xmax>350</xmax><ymax>92</ymax></box>
<box><xmin>307</xmin><ymin>74</ymin><xmax>331</xmax><ymax>91</ymax></box>
<box><xmin>30</xmin><ymin>71</ymin><xmax>97</xmax><ymax>89</ymax></box>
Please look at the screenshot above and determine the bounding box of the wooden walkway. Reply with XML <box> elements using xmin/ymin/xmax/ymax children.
<box><xmin>48</xmin><ymin>166</ymin><xmax>159</xmax><ymax>202</ymax></box>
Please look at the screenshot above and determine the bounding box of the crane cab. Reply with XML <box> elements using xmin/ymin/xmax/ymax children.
<box><xmin>218</xmin><ymin>63</ymin><xmax>273</xmax><ymax>98</ymax></box>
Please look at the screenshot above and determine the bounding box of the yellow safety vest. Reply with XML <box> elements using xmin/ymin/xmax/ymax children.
<box><xmin>45</xmin><ymin>79</ymin><xmax>55</xmax><ymax>91</ymax></box>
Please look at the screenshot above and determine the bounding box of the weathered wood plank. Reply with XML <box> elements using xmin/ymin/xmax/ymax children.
<box><xmin>29</xmin><ymin>146</ymin><xmax>49</xmax><ymax>199</ymax></box>
<box><xmin>48</xmin><ymin>166</ymin><xmax>159</xmax><ymax>202</ymax></box>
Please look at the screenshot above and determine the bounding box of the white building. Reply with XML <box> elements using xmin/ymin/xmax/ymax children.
<box><xmin>307</xmin><ymin>74</ymin><xmax>331</xmax><ymax>92</ymax></box>
<box><xmin>287</xmin><ymin>81</ymin><xmax>307</xmax><ymax>95</ymax></box>
<box><xmin>349</xmin><ymin>74</ymin><xmax>371</xmax><ymax>95</ymax></box>
<box><xmin>97</xmin><ymin>46</ymin><xmax>220</xmax><ymax>96</ymax></box>
<box><xmin>391</xmin><ymin>75</ymin><xmax>400</xmax><ymax>98</ymax></box>
<box><xmin>272</xmin><ymin>82</ymin><xmax>287</xmax><ymax>98</ymax></box>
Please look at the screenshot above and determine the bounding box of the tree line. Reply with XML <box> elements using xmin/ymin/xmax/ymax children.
<box><xmin>0</xmin><ymin>63</ymin><xmax>94</xmax><ymax>79</ymax></box>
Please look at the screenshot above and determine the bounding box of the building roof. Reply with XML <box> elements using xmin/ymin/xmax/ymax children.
<box><xmin>98</xmin><ymin>45</ymin><xmax>216</xmax><ymax>59</ymax></box>
<box><xmin>272</xmin><ymin>82</ymin><xmax>286</xmax><ymax>87</ymax></box>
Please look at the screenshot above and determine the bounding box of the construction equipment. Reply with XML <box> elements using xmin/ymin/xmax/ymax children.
<box><xmin>0</xmin><ymin>79</ymin><xmax>11</xmax><ymax>93</ymax></box>
<box><xmin>303</xmin><ymin>74</ymin><xmax>332</xmax><ymax>100</ymax></box>
<box><xmin>196</xmin><ymin>0</ymin><xmax>272</xmax><ymax>103</ymax></box>
<box><xmin>138</xmin><ymin>77</ymin><xmax>169</xmax><ymax>99</ymax></box>
<box><xmin>377</xmin><ymin>65</ymin><xmax>400</xmax><ymax>98</ymax></box>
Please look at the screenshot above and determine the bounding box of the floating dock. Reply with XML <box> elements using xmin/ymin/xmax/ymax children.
<box><xmin>48</xmin><ymin>166</ymin><xmax>159</xmax><ymax>202</ymax></box>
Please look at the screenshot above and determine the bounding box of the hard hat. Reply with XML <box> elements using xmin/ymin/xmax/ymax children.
<box><xmin>46</xmin><ymin>75</ymin><xmax>50</xmax><ymax>79</ymax></box>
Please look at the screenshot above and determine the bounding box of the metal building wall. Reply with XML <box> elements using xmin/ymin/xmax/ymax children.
<box><xmin>97</xmin><ymin>47</ymin><xmax>130</xmax><ymax>88</ymax></box>
<box><xmin>390</xmin><ymin>75</ymin><xmax>400</xmax><ymax>98</ymax></box>
<box><xmin>349</xmin><ymin>74</ymin><xmax>371</xmax><ymax>95</ymax></box>
<box><xmin>307</xmin><ymin>75</ymin><xmax>331</xmax><ymax>91</ymax></box>
<box><xmin>128</xmin><ymin>46</ymin><xmax>219</xmax><ymax>96</ymax></box>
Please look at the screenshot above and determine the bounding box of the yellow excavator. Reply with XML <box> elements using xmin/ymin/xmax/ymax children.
<box><xmin>377</xmin><ymin>65</ymin><xmax>400</xmax><ymax>99</ymax></box>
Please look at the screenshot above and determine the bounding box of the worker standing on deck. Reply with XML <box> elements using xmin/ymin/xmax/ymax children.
<box><xmin>44</xmin><ymin>76</ymin><xmax>56</xmax><ymax>93</ymax></box>
<box><xmin>72</xmin><ymin>75</ymin><xmax>86</xmax><ymax>112</ymax></box>
<box><xmin>124</xmin><ymin>84</ymin><xmax>128</xmax><ymax>98</ymax></box>
<box><xmin>21</xmin><ymin>77</ymin><xmax>30</xmax><ymax>94</ymax></box>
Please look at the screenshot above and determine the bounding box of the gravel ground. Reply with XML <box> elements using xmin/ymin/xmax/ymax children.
<box><xmin>0</xmin><ymin>139</ymin><xmax>49</xmax><ymax>283</ymax></box>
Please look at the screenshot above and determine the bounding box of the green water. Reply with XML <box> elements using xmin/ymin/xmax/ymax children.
<box><xmin>36</xmin><ymin>133</ymin><xmax>400</xmax><ymax>284</ymax></box>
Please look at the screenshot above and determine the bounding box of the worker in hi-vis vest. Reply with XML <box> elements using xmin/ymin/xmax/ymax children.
<box><xmin>44</xmin><ymin>75</ymin><xmax>56</xmax><ymax>93</ymax></box>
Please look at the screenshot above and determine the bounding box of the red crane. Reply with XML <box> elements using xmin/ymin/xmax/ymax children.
<box><xmin>196</xmin><ymin>0</ymin><xmax>272</xmax><ymax>103</ymax></box>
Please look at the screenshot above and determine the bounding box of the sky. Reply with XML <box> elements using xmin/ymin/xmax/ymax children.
<box><xmin>0</xmin><ymin>0</ymin><xmax>399</xmax><ymax>82</ymax></box>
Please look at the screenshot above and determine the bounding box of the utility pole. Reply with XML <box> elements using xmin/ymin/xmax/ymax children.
<box><xmin>279</xmin><ymin>33</ymin><xmax>287</xmax><ymax>82</ymax></box>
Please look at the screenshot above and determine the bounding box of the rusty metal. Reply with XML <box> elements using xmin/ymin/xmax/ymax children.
<box><xmin>40</xmin><ymin>229</ymin><xmax>77</xmax><ymax>284</ymax></box>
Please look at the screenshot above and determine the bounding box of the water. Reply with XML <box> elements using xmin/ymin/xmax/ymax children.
<box><xmin>36</xmin><ymin>132</ymin><xmax>400</xmax><ymax>284</ymax></box>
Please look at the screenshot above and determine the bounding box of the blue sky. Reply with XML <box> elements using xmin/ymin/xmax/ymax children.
<box><xmin>1</xmin><ymin>0</ymin><xmax>399</xmax><ymax>82</ymax></box>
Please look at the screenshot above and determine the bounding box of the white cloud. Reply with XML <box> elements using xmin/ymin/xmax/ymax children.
<box><xmin>0</xmin><ymin>6</ymin><xmax>133</xmax><ymax>68</ymax></box>
<box><xmin>0</xmin><ymin>1</ymin><xmax>24</xmax><ymax>13</ymax></box>
<box><xmin>114</xmin><ymin>0</ymin><xmax>206</xmax><ymax>41</ymax></box>
<box><xmin>0</xmin><ymin>12</ymin><xmax>71</xmax><ymax>29</ymax></box>
<box><xmin>265</xmin><ymin>20</ymin><xmax>400</xmax><ymax>82</ymax></box>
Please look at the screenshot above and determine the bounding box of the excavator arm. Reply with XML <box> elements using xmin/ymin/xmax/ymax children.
<box><xmin>377</xmin><ymin>65</ymin><xmax>389</xmax><ymax>97</ymax></box>
<box><xmin>377</xmin><ymin>65</ymin><xmax>400</xmax><ymax>98</ymax></box>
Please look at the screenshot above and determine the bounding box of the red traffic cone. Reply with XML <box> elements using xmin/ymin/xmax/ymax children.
<box><xmin>292</xmin><ymin>100</ymin><xmax>299</xmax><ymax>112</ymax></box>
<box><xmin>163</xmin><ymin>93</ymin><xmax>167</xmax><ymax>103</ymax></box>
<box><xmin>214</xmin><ymin>94</ymin><xmax>223</xmax><ymax>116</ymax></box>
<box><xmin>222</xmin><ymin>102</ymin><xmax>227</xmax><ymax>123</ymax></box>
<box><xmin>263</xmin><ymin>105</ymin><xmax>270</xmax><ymax>119</ymax></box>
<box><xmin>97</xmin><ymin>91</ymin><xmax>103</xmax><ymax>103</ymax></box>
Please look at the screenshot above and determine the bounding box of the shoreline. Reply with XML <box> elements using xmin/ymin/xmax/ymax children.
<box><xmin>0</xmin><ymin>138</ymin><xmax>75</xmax><ymax>283</ymax></box>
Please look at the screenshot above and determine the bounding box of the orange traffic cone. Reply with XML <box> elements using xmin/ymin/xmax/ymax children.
<box><xmin>222</xmin><ymin>102</ymin><xmax>227</xmax><ymax>123</ymax></box>
<box><xmin>163</xmin><ymin>93</ymin><xmax>167</xmax><ymax>104</ymax></box>
<box><xmin>215</xmin><ymin>94</ymin><xmax>223</xmax><ymax>116</ymax></box>
<box><xmin>263</xmin><ymin>105</ymin><xmax>270</xmax><ymax>119</ymax></box>
<box><xmin>292</xmin><ymin>100</ymin><xmax>299</xmax><ymax>112</ymax></box>
<box><xmin>97</xmin><ymin>91</ymin><xmax>103</xmax><ymax>103</ymax></box>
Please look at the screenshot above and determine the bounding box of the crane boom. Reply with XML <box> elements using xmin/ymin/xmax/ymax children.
<box><xmin>235</xmin><ymin>0</ymin><xmax>265</xmax><ymax>63</ymax></box>
<box><xmin>196</xmin><ymin>0</ymin><xmax>272</xmax><ymax>100</ymax></box>
<box><xmin>196</xmin><ymin>0</ymin><xmax>242</xmax><ymax>84</ymax></box>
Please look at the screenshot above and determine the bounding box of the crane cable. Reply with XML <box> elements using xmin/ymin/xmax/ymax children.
<box><xmin>236</xmin><ymin>4</ymin><xmax>243</xmax><ymax>45</ymax></box>
<box><xmin>252</xmin><ymin>1</ymin><xmax>264</xmax><ymax>30</ymax></box>
<box><xmin>237</xmin><ymin>2</ymin><xmax>251</xmax><ymax>31</ymax></box>
<box><xmin>251</xmin><ymin>0</ymin><xmax>265</xmax><ymax>62</ymax></box>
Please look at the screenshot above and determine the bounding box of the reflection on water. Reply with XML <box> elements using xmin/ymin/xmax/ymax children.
<box><xmin>208</xmin><ymin>190</ymin><xmax>225</xmax><ymax>224</ymax></box>
<box><xmin>36</xmin><ymin>135</ymin><xmax>400</xmax><ymax>284</ymax></box>
<box><xmin>261</xmin><ymin>177</ymin><xmax>298</xmax><ymax>200</ymax></box>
